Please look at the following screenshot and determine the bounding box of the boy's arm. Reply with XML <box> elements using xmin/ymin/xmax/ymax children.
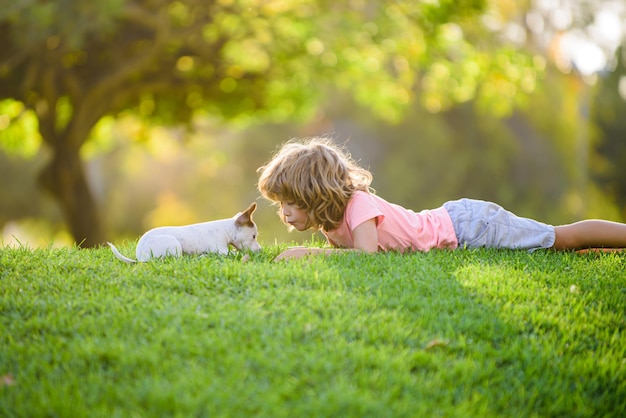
<box><xmin>274</xmin><ymin>219</ymin><xmax>379</xmax><ymax>261</ymax></box>
<box><xmin>351</xmin><ymin>218</ymin><xmax>379</xmax><ymax>252</ymax></box>
<box><xmin>273</xmin><ymin>246</ymin><xmax>353</xmax><ymax>261</ymax></box>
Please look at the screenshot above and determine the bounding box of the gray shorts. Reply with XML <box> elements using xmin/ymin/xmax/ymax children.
<box><xmin>443</xmin><ymin>198</ymin><xmax>555</xmax><ymax>250</ymax></box>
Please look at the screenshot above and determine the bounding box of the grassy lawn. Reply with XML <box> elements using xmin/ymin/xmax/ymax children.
<box><xmin>1</xmin><ymin>243</ymin><xmax>625</xmax><ymax>417</ymax></box>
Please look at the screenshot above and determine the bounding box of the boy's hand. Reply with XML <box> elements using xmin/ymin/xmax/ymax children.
<box><xmin>273</xmin><ymin>246</ymin><xmax>351</xmax><ymax>261</ymax></box>
<box><xmin>273</xmin><ymin>246</ymin><xmax>319</xmax><ymax>261</ymax></box>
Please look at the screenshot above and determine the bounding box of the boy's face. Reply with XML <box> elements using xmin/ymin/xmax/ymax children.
<box><xmin>280</xmin><ymin>201</ymin><xmax>309</xmax><ymax>231</ymax></box>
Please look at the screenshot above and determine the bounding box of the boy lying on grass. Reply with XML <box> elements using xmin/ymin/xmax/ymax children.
<box><xmin>257</xmin><ymin>137</ymin><xmax>626</xmax><ymax>261</ymax></box>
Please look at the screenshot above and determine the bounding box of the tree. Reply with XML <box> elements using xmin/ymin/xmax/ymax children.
<box><xmin>592</xmin><ymin>46</ymin><xmax>626</xmax><ymax>217</ymax></box>
<box><xmin>0</xmin><ymin>0</ymin><xmax>540</xmax><ymax>247</ymax></box>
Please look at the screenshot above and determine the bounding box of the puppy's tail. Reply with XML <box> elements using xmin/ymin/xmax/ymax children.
<box><xmin>107</xmin><ymin>242</ymin><xmax>137</xmax><ymax>264</ymax></box>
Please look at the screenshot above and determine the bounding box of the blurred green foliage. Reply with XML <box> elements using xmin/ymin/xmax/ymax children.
<box><xmin>0</xmin><ymin>0</ymin><xmax>625</xmax><ymax>246</ymax></box>
<box><xmin>0</xmin><ymin>100</ymin><xmax>41</xmax><ymax>158</ymax></box>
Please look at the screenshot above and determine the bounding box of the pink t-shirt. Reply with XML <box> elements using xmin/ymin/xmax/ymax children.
<box><xmin>322</xmin><ymin>191</ymin><xmax>458</xmax><ymax>252</ymax></box>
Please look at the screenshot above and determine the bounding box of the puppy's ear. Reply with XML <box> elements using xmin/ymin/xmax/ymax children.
<box><xmin>242</xmin><ymin>202</ymin><xmax>257</xmax><ymax>216</ymax></box>
<box><xmin>247</xmin><ymin>202</ymin><xmax>257</xmax><ymax>213</ymax></box>
<box><xmin>235</xmin><ymin>202</ymin><xmax>257</xmax><ymax>227</ymax></box>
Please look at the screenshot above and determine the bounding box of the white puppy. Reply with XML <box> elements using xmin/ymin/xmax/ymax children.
<box><xmin>108</xmin><ymin>202</ymin><xmax>261</xmax><ymax>263</ymax></box>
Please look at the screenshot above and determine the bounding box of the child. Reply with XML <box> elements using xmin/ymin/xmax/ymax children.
<box><xmin>257</xmin><ymin>137</ymin><xmax>626</xmax><ymax>261</ymax></box>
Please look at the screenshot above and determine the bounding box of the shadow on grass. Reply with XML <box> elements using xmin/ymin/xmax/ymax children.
<box><xmin>314</xmin><ymin>249</ymin><xmax>625</xmax><ymax>417</ymax></box>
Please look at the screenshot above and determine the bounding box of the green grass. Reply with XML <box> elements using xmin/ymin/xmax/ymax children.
<box><xmin>1</xmin><ymin>243</ymin><xmax>625</xmax><ymax>417</ymax></box>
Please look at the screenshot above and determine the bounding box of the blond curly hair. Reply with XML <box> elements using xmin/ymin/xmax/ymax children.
<box><xmin>257</xmin><ymin>137</ymin><xmax>373</xmax><ymax>231</ymax></box>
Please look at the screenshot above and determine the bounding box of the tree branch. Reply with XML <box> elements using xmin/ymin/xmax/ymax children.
<box><xmin>83</xmin><ymin>5</ymin><xmax>171</xmax><ymax>107</ymax></box>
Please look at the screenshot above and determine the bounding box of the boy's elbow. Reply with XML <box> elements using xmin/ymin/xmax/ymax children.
<box><xmin>355</xmin><ymin>244</ymin><xmax>379</xmax><ymax>254</ymax></box>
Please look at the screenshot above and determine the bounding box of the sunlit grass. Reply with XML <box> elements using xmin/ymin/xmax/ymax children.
<box><xmin>1</xmin><ymin>244</ymin><xmax>624</xmax><ymax>417</ymax></box>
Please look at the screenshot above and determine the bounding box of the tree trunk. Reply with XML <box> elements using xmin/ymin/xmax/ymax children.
<box><xmin>39</xmin><ymin>143</ymin><xmax>104</xmax><ymax>248</ymax></box>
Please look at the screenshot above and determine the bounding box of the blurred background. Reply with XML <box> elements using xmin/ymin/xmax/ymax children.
<box><xmin>1</xmin><ymin>0</ymin><xmax>625</xmax><ymax>248</ymax></box>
